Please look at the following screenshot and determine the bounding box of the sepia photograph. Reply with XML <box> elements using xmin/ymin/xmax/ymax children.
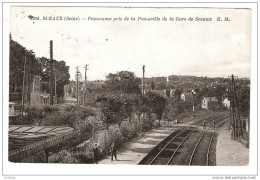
<box><xmin>2</xmin><ymin>2</ymin><xmax>258</xmax><ymax>178</ymax></box>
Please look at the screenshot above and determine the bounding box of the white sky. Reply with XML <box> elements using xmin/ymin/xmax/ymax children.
<box><xmin>10</xmin><ymin>7</ymin><xmax>251</xmax><ymax>81</ymax></box>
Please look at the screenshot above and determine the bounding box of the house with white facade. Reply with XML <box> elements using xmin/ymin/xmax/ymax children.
<box><xmin>180</xmin><ymin>92</ymin><xmax>193</xmax><ymax>102</ymax></box>
<box><xmin>201</xmin><ymin>97</ymin><xmax>218</xmax><ymax>110</ymax></box>
<box><xmin>223</xmin><ymin>98</ymin><xmax>230</xmax><ymax>109</ymax></box>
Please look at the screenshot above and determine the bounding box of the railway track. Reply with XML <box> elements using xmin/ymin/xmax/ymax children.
<box><xmin>189</xmin><ymin>118</ymin><xmax>230</xmax><ymax>166</ymax></box>
<box><xmin>191</xmin><ymin>113</ymin><xmax>229</xmax><ymax>127</ymax></box>
<box><xmin>139</xmin><ymin>115</ymin><xmax>229</xmax><ymax>165</ymax></box>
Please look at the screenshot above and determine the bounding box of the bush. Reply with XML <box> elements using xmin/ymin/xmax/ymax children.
<box><xmin>43</xmin><ymin>105</ymin><xmax>59</xmax><ymax>114</ymax></box>
<box><xmin>120</xmin><ymin>121</ymin><xmax>138</xmax><ymax>140</ymax></box>
<box><xmin>49</xmin><ymin>150</ymin><xmax>79</xmax><ymax>163</ymax></box>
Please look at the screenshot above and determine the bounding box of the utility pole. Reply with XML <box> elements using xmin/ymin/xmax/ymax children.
<box><xmin>76</xmin><ymin>66</ymin><xmax>82</xmax><ymax>103</ymax></box>
<box><xmin>75</xmin><ymin>66</ymin><xmax>80</xmax><ymax>104</ymax></box>
<box><xmin>191</xmin><ymin>90</ymin><xmax>196</xmax><ymax>112</ymax></box>
<box><xmin>83</xmin><ymin>64</ymin><xmax>89</xmax><ymax>106</ymax></box>
<box><xmin>233</xmin><ymin>75</ymin><xmax>242</xmax><ymax>138</ymax></box>
<box><xmin>228</xmin><ymin>81</ymin><xmax>232</xmax><ymax>130</ymax></box>
<box><xmin>27</xmin><ymin>57</ymin><xmax>30</xmax><ymax>105</ymax></box>
<box><xmin>229</xmin><ymin>74</ymin><xmax>242</xmax><ymax>140</ymax></box>
<box><xmin>54</xmin><ymin>73</ymin><xmax>57</xmax><ymax>97</ymax></box>
<box><xmin>142</xmin><ymin>65</ymin><xmax>145</xmax><ymax>95</ymax></box>
<box><xmin>21</xmin><ymin>51</ymin><xmax>27</xmax><ymax>118</ymax></box>
<box><xmin>232</xmin><ymin>75</ymin><xmax>237</xmax><ymax>138</ymax></box>
<box><xmin>50</xmin><ymin>40</ymin><xmax>53</xmax><ymax>105</ymax></box>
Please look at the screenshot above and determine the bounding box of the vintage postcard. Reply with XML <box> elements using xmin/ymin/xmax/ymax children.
<box><xmin>2</xmin><ymin>3</ymin><xmax>258</xmax><ymax>178</ymax></box>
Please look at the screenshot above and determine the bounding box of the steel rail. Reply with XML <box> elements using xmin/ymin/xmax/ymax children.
<box><xmin>206</xmin><ymin>133</ymin><xmax>215</xmax><ymax>166</ymax></box>
<box><xmin>188</xmin><ymin>130</ymin><xmax>207</xmax><ymax>165</ymax></box>
<box><xmin>148</xmin><ymin>128</ymin><xmax>188</xmax><ymax>165</ymax></box>
<box><xmin>189</xmin><ymin>116</ymin><xmax>225</xmax><ymax>166</ymax></box>
<box><xmin>192</xmin><ymin>114</ymin><xmax>228</xmax><ymax>126</ymax></box>
<box><xmin>144</xmin><ymin>114</ymin><xmax>229</xmax><ymax>166</ymax></box>
<box><xmin>206</xmin><ymin>118</ymin><xmax>229</xmax><ymax>166</ymax></box>
<box><xmin>167</xmin><ymin>130</ymin><xmax>195</xmax><ymax>165</ymax></box>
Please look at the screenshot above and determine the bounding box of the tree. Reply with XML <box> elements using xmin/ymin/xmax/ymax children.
<box><xmin>97</xmin><ymin>93</ymin><xmax>142</xmax><ymax>128</ymax></box>
<box><xmin>174</xmin><ymin>88</ymin><xmax>183</xmax><ymax>101</ymax></box>
<box><xmin>214</xmin><ymin>85</ymin><xmax>227</xmax><ymax>107</ymax></box>
<box><xmin>237</xmin><ymin>86</ymin><xmax>250</xmax><ymax>117</ymax></box>
<box><xmin>151</xmin><ymin>81</ymin><xmax>155</xmax><ymax>90</ymax></box>
<box><xmin>9</xmin><ymin>36</ymin><xmax>41</xmax><ymax>92</ymax></box>
<box><xmin>9</xmin><ymin>36</ymin><xmax>70</xmax><ymax>98</ymax></box>
<box><xmin>39</xmin><ymin>58</ymin><xmax>70</xmax><ymax>97</ymax></box>
<box><xmin>157</xmin><ymin>81</ymin><xmax>167</xmax><ymax>90</ymax></box>
<box><xmin>105</xmin><ymin>71</ymin><xmax>141</xmax><ymax>94</ymax></box>
<box><xmin>143</xmin><ymin>91</ymin><xmax>167</xmax><ymax>126</ymax></box>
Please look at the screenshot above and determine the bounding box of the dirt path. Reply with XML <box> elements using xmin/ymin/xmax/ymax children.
<box><xmin>216</xmin><ymin>125</ymin><xmax>249</xmax><ymax>166</ymax></box>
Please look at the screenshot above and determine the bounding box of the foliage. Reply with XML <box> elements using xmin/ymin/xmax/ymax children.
<box><xmin>151</xmin><ymin>81</ymin><xmax>155</xmax><ymax>90</ymax></box>
<box><xmin>9</xmin><ymin>35</ymin><xmax>70</xmax><ymax>98</ymax></box>
<box><xmin>174</xmin><ymin>88</ymin><xmax>183</xmax><ymax>101</ymax></box>
<box><xmin>48</xmin><ymin>106</ymin><xmax>159</xmax><ymax>164</ymax></box>
<box><xmin>237</xmin><ymin>86</ymin><xmax>250</xmax><ymax>117</ymax></box>
<box><xmin>164</xmin><ymin>98</ymin><xmax>193</xmax><ymax>122</ymax></box>
<box><xmin>97</xmin><ymin>89</ymin><xmax>167</xmax><ymax>128</ymax></box>
<box><xmin>142</xmin><ymin>91</ymin><xmax>167</xmax><ymax>123</ymax></box>
<box><xmin>97</xmin><ymin>93</ymin><xmax>142</xmax><ymax>127</ymax></box>
<box><xmin>49</xmin><ymin>150</ymin><xmax>79</xmax><ymax>163</ymax></box>
<box><xmin>10</xmin><ymin>104</ymin><xmax>96</xmax><ymax>128</ymax></box>
<box><xmin>9</xmin><ymin>35</ymin><xmax>42</xmax><ymax>92</ymax></box>
<box><xmin>39</xmin><ymin>57</ymin><xmax>70</xmax><ymax>97</ymax></box>
<box><xmin>105</xmin><ymin>71</ymin><xmax>141</xmax><ymax>94</ymax></box>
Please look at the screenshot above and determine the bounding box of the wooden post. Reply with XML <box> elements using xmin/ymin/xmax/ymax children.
<box><xmin>27</xmin><ymin>56</ymin><xmax>30</xmax><ymax>105</ymax></box>
<box><xmin>231</xmin><ymin>75</ymin><xmax>236</xmax><ymax>139</ymax></box>
<box><xmin>49</xmin><ymin>40</ymin><xmax>54</xmax><ymax>105</ymax></box>
<box><xmin>233</xmin><ymin>76</ymin><xmax>242</xmax><ymax>138</ymax></box>
<box><xmin>21</xmin><ymin>51</ymin><xmax>27</xmax><ymax>118</ymax></box>
<box><xmin>142</xmin><ymin>65</ymin><xmax>145</xmax><ymax>95</ymax></box>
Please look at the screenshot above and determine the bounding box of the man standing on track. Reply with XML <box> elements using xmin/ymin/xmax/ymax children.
<box><xmin>203</xmin><ymin>120</ymin><xmax>206</xmax><ymax>129</ymax></box>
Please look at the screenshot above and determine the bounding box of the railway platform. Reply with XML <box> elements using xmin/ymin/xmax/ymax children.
<box><xmin>98</xmin><ymin>127</ymin><xmax>178</xmax><ymax>164</ymax></box>
<box><xmin>216</xmin><ymin>127</ymin><xmax>249</xmax><ymax>166</ymax></box>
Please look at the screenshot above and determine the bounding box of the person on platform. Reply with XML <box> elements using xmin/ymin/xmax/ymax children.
<box><xmin>110</xmin><ymin>142</ymin><xmax>117</xmax><ymax>161</ymax></box>
<box><xmin>93</xmin><ymin>142</ymin><xmax>99</xmax><ymax>164</ymax></box>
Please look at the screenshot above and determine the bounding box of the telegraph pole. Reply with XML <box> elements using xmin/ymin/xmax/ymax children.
<box><xmin>142</xmin><ymin>65</ymin><xmax>145</xmax><ymax>95</ymax></box>
<box><xmin>228</xmin><ymin>80</ymin><xmax>232</xmax><ymax>130</ymax></box>
<box><xmin>27</xmin><ymin>57</ymin><xmax>30</xmax><ymax>105</ymax></box>
<box><xmin>50</xmin><ymin>40</ymin><xmax>53</xmax><ymax>105</ymax></box>
<box><xmin>21</xmin><ymin>51</ymin><xmax>27</xmax><ymax>117</ymax></box>
<box><xmin>54</xmin><ymin>73</ymin><xmax>57</xmax><ymax>97</ymax></box>
<box><xmin>83</xmin><ymin>64</ymin><xmax>89</xmax><ymax>106</ymax></box>
<box><xmin>233</xmin><ymin>75</ymin><xmax>242</xmax><ymax>137</ymax></box>
<box><xmin>229</xmin><ymin>74</ymin><xmax>242</xmax><ymax>140</ymax></box>
<box><xmin>75</xmin><ymin>66</ymin><xmax>79</xmax><ymax>104</ymax></box>
<box><xmin>231</xmin><ymin>75</ymin><xmax>236</xmax><ymax>139</ymax></box>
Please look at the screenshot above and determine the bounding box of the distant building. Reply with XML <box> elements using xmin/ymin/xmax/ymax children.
<box><xmin>65</xmin><ymin>80</ymin><xmax>104</xmax><ymax>98</ymax></box>
<box><xmin>202</xmin><ymin>97</ymin><xmax>218</xmax><ymax>110</ymax></box>
<box><xmin>223</xmin><ymin>98</ymin><xmax>230</xmax><ymax>109</ymax></box>
<box><xmin>9</xmin><ymin>102</ymin><xmax>21</xmax><ymax>116</ymax></box>
<box><xmin>180</xmin><ymin>92</ymin><xmax>193</xmax><ymax>102</ymax></box>
<box><xmin>144</xmin><ymin>89</ymin><xmax>175</xmax><ymax>99</ymax></box>
<box><xmin>77</xmin><ymin>80</ymin><xmax>105</xmax><ymax>106</ymax></box>
<box><xmin>30</xmin><ymin>75</ymin><xmax>60</xmax><ymax>106</ymax></box>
